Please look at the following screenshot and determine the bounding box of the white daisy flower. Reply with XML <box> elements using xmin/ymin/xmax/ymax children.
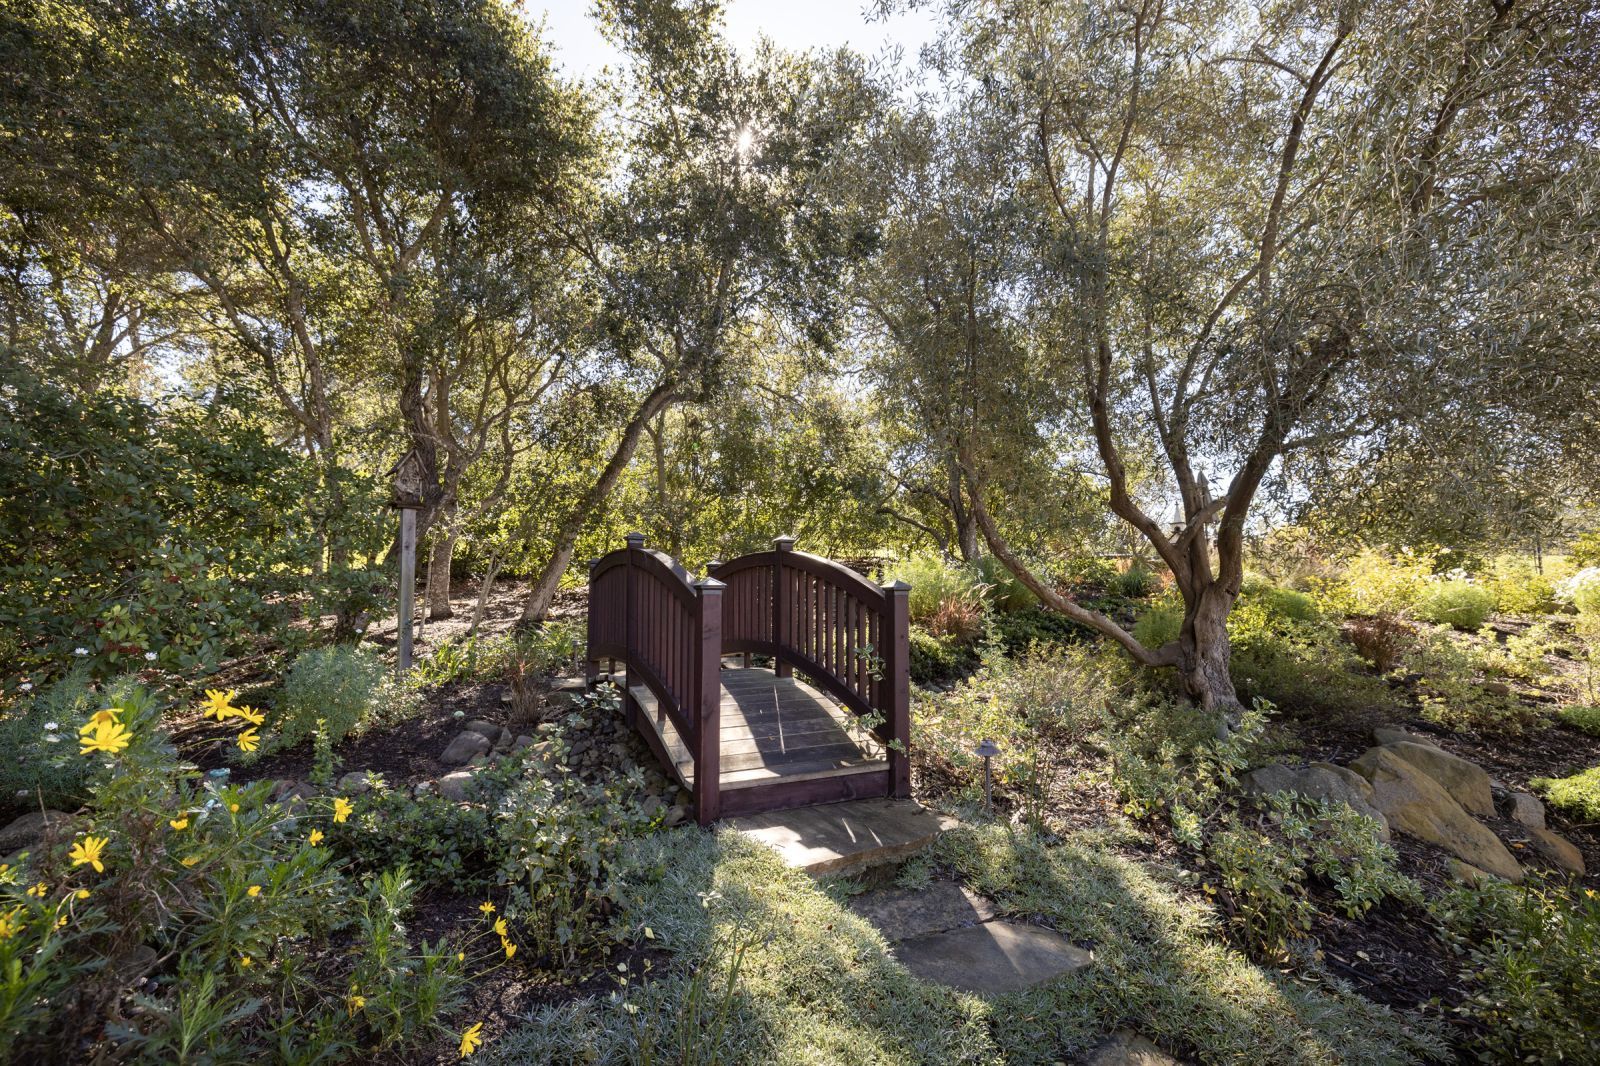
<box><xmin>43</xmin><ymin>722</ymin><xmax>57</xmax><ymax>731</ymax></box>
<box><xmin>144</xmin><ymin>651</ymin><xmax>158</xmax><ymax>661</ymax></box>
<box><xmin>18</xmin><ymin>683</ymin><xmax>32</xmax><ymax>692</ymax></box>
<box><xmin>74</xmin><ymin>647</ymin><xmax>89</xmax><ymax>656</ymax></box>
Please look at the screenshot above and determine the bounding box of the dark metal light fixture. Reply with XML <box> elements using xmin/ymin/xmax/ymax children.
<box><xmin>976</xmin><ymin>738</ymin><xmax>1001</xmax><ymax>810</ymax></box>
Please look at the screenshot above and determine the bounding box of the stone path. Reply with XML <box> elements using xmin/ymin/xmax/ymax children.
<box><xmin>727</xmin><ymin>798</ymin><xmax>956</xmax><ymax>876</ymax></box>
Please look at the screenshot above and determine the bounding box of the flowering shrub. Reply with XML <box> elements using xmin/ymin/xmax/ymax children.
<box><xmin>1413</xmin><ymin>577</ymin><xmax>1495</xmax><ymax>630</ymax></box>
<box><xmin>0</xmin><ymin>666</ymin><xmax>105</xmax><ymax>812</ymax></box>
<box><xmin>0</xmin><ymin>683</ymin><xmax>464</xmax><ymax>1061</ymax></box>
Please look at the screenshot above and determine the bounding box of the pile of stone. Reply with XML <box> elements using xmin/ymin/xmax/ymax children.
<box><xmin>1243</xmin><ymin>727</ymin><xmax>1585</xmax><ymax>883</ymax></box>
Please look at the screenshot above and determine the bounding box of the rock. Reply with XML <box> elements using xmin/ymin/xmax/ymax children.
<box><xmin>441</xmin><ymin>730</ymin><xmax>492</xmax><ymax>766</ymax></box>
<box><xmin>337</xmin><ymin>771</ymin><xmax>373</xmax><ymax>795</ymax></box>
<box><xmin>511</xmin><ymin>734</ymin><xmax>535</xmax><ymax>751</ymax></box>
<box><xmin>1350</xmin><ymin>746</ymin><xmax>1522</xmax><ymax>881</ymax></box>
<box><xmin>1526</xmin><ymin>827</ymin><xmax>1586</xmax><ymax>875</ymax></box>
<box><xmin>1241</xmin><ymin>762</ymin><xmax>1390</xmax><ymax>840</ymax></box>
<box><xmin>467</xmin><ymin>754</ymin><xmax>489</xmax><ymax>767</ymax></box>
<box><xmin>436</xmin><ymin>771</ymin><xmax>477</xmax><ymax>802</ymax></box>
<box><xmin>1373</xmin><ymin>726</ymin><xmax>1439</xmax><ymax>748</ymax></box>
<box><xmin>413</xmin><ymin>781</ymin><xmax>435</xmax><ymax>798</ymax></box>
<box><xmin>268</xmin><ymin>779</ymin><xmax>298</xmax><ymax>801</ymax></box>
<box><xmin>848</xmin><ymin>881</ymin><xmax>996</xmax><ymax>942</ymax></box>
<box><xmin>552</xmin><ymin>677</ymin><xmax>587</xmax><ymax>693</ymax></box>
<box><xmin>0</xmin><ymin>810</ymin><xmax>76</xmax><ymax>854</ymax></box>
<box><xmin>462</xmin><ymin>720</ymin><xmax>503</xmax><ymax>741</ymax></box>
<box><xmin>492</xmin><ymin>728</ymin><xmax>513</xmax><ymax>751</ymax></box>
<box><xmin>280</xmin><ymin>782</ymin><xmax>318</xmax><ymax>804</ymax></box>
<box><xmin>546</xmin><ymin>690</ymin><xmax>580</xmax><ymax>711</ymax></box>
<box><xmin>1483</xmin><ymin>681</ymin><xmax>1512</xmax><ymax>697</ymax></box>
<box><xmin>664</xmin><ymin>804</ymin><xmax>689</xmax><ymax>827</ymax></box>
<box><xmin>1379</xmin><ymin>741</ymin><xmax>1495</xmax><ymax>818</ymax></box>
<box><xmin>894</xmin><ymin>921</ymin><xmax>1091</xmax><ymax>995</ymax></box>
<box><xmin>1448</xmin><ymin>859</ymin><xmax>1493</xmax><ymax>885</ymax></box>
<box><xmin>1502</xmin><ymin>791</ymin><xmax>1546</xmax><ymax>829</ymax></box>
<box><xmin>1087</xmin><ymin>1031</ymin><xmax>1184</xmax><ymax>1066</ymax></box>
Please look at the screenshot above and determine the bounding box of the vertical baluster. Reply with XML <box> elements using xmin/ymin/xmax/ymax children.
<box><xmin>693</xmin><ymin>578</ymin><xmax>724</xmax><ymax>825</ymax></box>
<box><xmin>773</xmin><ymin>536</ymin><xmax>793</xmax><ymax>677</ymax></box>
<box><xmin>882</xmin><ymin>581</ymin><xmax>911</xmax><ymax>798</ymax></box>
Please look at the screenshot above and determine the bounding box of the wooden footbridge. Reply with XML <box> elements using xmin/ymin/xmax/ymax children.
<box><xmin>586</xmin><ymin>534</ymin><xmax>911</xmax><ymax>825</ymax></box>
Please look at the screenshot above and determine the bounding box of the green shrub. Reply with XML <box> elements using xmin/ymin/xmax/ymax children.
<box><xmin>913</xmin><ymin>645</ymin><xmax>1114</xmax><ymax>820</ymax></box>
<box><xmin>1483</xmin><ymin>555</ymin><xmax>1558</xmax><ymax>615</ymax></box>
<box><xmin>1434</xmin><ymin>879</ymin><xmax>1600</xmax><ymax>1063</ymax></box>
<box><xmin>1558</xmin><ymin>704</ymin><xmax>1600</xmax><ymax>738</ymax></box>
<box><xmin>1414</xmin><ymin>579</ymin><xmax>1496</xmax><ymax>630</ymax></box>
<box><xmin>0</xmin><ymin>682</ymin><xmax>463</xmax><ymax>1062</ymax></box>
<box><xmin>1478</xmin><ymin>622</ymin><xmax>1558</xmax><ymax>681</ymax></box>
<box><xmin>1325</xmin><ymin>548</ymin><xmax>1434</xmax><ymax>616</ymax></box>
<box><xmin>1206</xmin><ymin>820</ymin><xmax>1314</xmax><ymax>958</ymax></box>
<box><xmin>412</xmin><ymin>622</ymin><xmax>583</xmax><ymax>687</ymax></box>
<box><xmin>882</xmin><ymin>553</ymin><xmax>983</xmax><ymax>627</ymax></box>
<box><xmin>908</xmin><ymin>626</ymin><xmax>977</xmax><ymax>683</ymax></box>
<box><xmin>1407</xmin><ymin>625</ymin><xmax>1539</xmax><ymax>735</ymax></box>
<box><xmin>1569</xmin><ymin>532</ymin><xmax>1600</xmax><ymax>568</ymax></box>
<box><xmin>272</xmin><ymin>645</ymin><xmax>399</xmax><ymax>753</ymax></box>
<box><xmin>1563</xmin><ymin>567</ymin><xmax>1600</xmax><ymax>616</ymax></box>
<box><xmin>1530</xmin><ymin>765</ymin><xmax>1600</xmax><ymax>822</ymax></box>
<box><xmin>1228</xmin><ymin>601</ymin><xmax>1396</xmax><ymax>718</ymax></box>
<box><xmin>1112</xmin><ymin>564</ymin><xmax>1158</xmax><ymax>599</ymax></box>
<box><xmin>969</xmin><ymin>554</ymin><xmax>1038</xmax><ymax>613</ymax></box>
<box><xmin>1061</xmin><ymin>555</ymin><xmax>1118</xmax><ymax>591</ymax></box>
<box><xmin>988</xmin><ymin>605</ymin><xmax>1093</xmax><ymax>655</ymax></box>
<box><xmin>1132</xmin><ymin>603</ymin><xmax>1183</xmax><ymax>649</ymax></box>
<box><xmin>0</xmin><ymin>666</ymin><xmax>104</xmax><ymax>812</ymax></box>
<box><xmin>1240</xmin><ymin>577</ymin><xmax>1318</xmax><ymax>623</ymax></box>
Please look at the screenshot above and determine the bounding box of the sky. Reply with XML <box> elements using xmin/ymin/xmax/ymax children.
<box><xmin>526</xmin><ymin>0</ymin><xmax>942</xmax><ymax>78</ymax></box>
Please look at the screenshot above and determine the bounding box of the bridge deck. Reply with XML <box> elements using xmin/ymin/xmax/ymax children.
<box><xmin>621</xmin><ymin>664</ymin><xmax>886</xmax><ymax>791</ymax></box>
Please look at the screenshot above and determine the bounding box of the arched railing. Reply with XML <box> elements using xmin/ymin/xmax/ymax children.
<box><xmin>587</xmin><ymin>533</ymin><xmax>724</xmax><ymax>821</ymax></box>
<box><xmin>712</xmin><ymin>537</ymin><xmax>910</xmax><ymax>798</ymax></box>
<box><xmin>587</xmin><ymin>534</ymin><xmax>908</xmax><ymax>824</ymax></box>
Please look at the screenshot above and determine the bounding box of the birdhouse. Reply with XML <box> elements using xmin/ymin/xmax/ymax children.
<box><xmin>387</xmin><ymin>448</ymin><xmax>426</xmax><ymax>510</ymax></box>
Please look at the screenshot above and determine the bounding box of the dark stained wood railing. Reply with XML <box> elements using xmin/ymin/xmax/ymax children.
<box><xmin>587</xmin><ymin>533</ymin><xmax>724</xmax><ymax>822</ymax></box>
<box><xmin>712</xmin><ymin>537</ymin><xmax>911</xmax><ymax>798</ymax></box>
<box><xmin>588</xmin><ymin>533</ymin><xmax>909</xmax><ymax>824</ymax></box>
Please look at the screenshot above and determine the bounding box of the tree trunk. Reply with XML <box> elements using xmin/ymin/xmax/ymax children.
<box><xmin>1175</xmin><ymin>584</ymin><xmax>1245</xmax><ymax>722</ymax></box>
<box><xmin>948</xmin><ymin>457</ymin><xmax>980</xmax><ymax>562</ymax></box>
<box><xmin>519</xmin><ymin>380</ymin><xmax>677</xmax><ymax>623</ymax></box>
<box><xmin>426</xmin><ymin>527</ymin><xmax>456</xmax><ymax>620</ymax></box>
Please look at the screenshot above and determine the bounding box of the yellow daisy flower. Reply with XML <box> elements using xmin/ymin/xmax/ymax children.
<box><xmin>247</xmin><ymin>885</ymin><xmax>261</xmax><ymax>897</ymax></box>
<box><xmin>308</xmin><ymin>829</ymin><xmax>325</xmax><ymax>846</ymax></box>
<box><xmin>234</xmin><ymin>706</ymin><xmax>265</xmax><ymax>726</ymax></box>
<box><xmin>25</xmin><ymin>882</ymin><xmax>47</xmax><ymax>898</ymax></box>
<box><xmin>169</xmin><ymin>817</ymin><xmax>189</xmax><ymax>831</ymax></box>
<box><xmin>236</xmin><ymin>728</ymin><xmax>260</xmax><ymax>754</ymax></box>
<box><xmin>500</xmin><ymin>937</ymin><xmax>516</xmax><ymax>960</ymax></box>
<box><xmin>492</xmin><ymin>917</ymin><xmax>508</xmax><ymax>938</ymax></box>
<box><xmin>0</xmin><ymin>908</ymin><xmax>23</xmax><ymax>938</ymax></box>
<box><xmin>332</xmin><ymin>797</ymin><xmax>354</xmax><ymax>824</ymax></box>
<box><xmin>478</xmin><ymin>901</ymin><xmax>495</xmax><ymax>914</ymax></box>
<box><xmin>181</xmin><ymin>856</ymin><xmax>201</xmax><ymax>867</ymax></box>
<box><xmin>347</xmin><ymin>993</ymin><xmax>366</xmax><ymax>1015</ymax></box>
<box><xmin>201</xmin><ymin>690</ymin><xmax>237</xmax><ymax>721</ymax></box>
<box><xmin>79</xmin><ymin>720</ymin><xmax>131</xmax><ymax>756</ymax></box>
<box><xmin>69</xmin><ymin>836</ymin><xmax>108</xmax><ymax>874</ymax></box>
<box><xmin>459</xmin><ymin>1021</ymin><xmax>484</xmax><ymax>1058</ymax></box>
<box><xmin>75</xmin><ymin>889</ymin><xmax>89</xmax><ymax>900</ymax></box>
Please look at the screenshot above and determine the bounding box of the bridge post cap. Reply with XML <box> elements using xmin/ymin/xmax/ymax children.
<box><xmin>707</xmin><ymin>559</ymin><xmax>724</xmax><ymax>570</ymax></box>
<box><xmin>883</xmin><ymin>580</ymin><xmax>912</xmax><ymax>593</ymax></box>
<box><xmin>586</xmin><ymin>557</ymin><xmax>601</xmax><ymax>571</ymax></box>
<box><xmin>624</xmin><ymin>532</ymin><xmax>646</xmax><ymax>547</ymax></box>
<box><xmin>773</xmin><ymin>535</ymin><xmax>796</xmax><ymax>550</ymax></box>
<box><xmin>696</xmin><ymin>576</ymin><xmax>727</xmax><ymax>592</ymax></box>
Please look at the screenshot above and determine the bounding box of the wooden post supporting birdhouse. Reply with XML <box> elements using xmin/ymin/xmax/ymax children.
<box><xmin>388</xmin><ymin>449</ymin><xmax>426</xmax><ymax>674</ymax></box>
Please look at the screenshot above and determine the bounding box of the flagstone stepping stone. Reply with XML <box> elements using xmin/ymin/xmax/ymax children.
<box><xmin>848</xmin><ymin>881</ymin><xmax>995</xmax><ymax>942</ymax></box>
<box><xmin>728</xmin><ymin>799</ymin><xmax>957</xmax><ymax>876</ymax></box>
<box><xmin>894</xmin><ymin>921</ymin><xmax>1091</xmax><ymax>995</ymax></box>
<box><xmin>1087</xmin><ymin>1031</ymin><xmax>1185</xmax><ymax>1065</ymax></box>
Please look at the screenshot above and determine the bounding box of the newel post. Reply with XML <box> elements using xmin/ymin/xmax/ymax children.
<box><xmin>694</xmin><ymin>577</ymin><xmax>725</xmax><ymax>825</ymax></box>
<box><xmin>623</xmin><ymin>532</ymin><xmax>645</xmax><ymax>667</ymax></box>
<box><xmin>772</xmin><ymin>535</ymin><xmax>795</xmax><ymax>678</ymax></box>
<box><xmin>883</xmin><ymin>580</ymin><xmax>912</xmax><ymax>798</ymax></box>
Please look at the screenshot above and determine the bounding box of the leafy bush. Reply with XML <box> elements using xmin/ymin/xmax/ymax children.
<box><xmin>0</xmin><ymin>365</ymin><xmax>388</xmax><ymax>683</ymax></box>
<box><xmin>1558</xmin><ymin>704</ymin><xmax>1600</xmax><ymax>738</ymax></box>
<box><xmin>1478</xmin><ymin>622</ymin><xmax>1557</xmax><ymax>681</ymax></box>
<box><xmin>969</xmin><ymin>554</ymin><xmax>1038</xmax><ymax>613</ymax></box>
<box><xmin>1344</xmin><ymin>615</ymin><xmax>1411</xmax><ymax>673</ymax></box>
<box><xmin>413</xmin><ymin>622</ymin><xmax>583</xmax><ymax>688</ymax></box>
<box><xmin>908</xmin><ymin>626</ymin><xmax>978</xmax><ymax>683</ymax></box>
<box><xmin>329</xmin><ymin>783</ymin><xmax>498</xmax><ymax>891</ymax></box>
<box><xmin>271</xmin><ymin>645</ymin><xmax>405</xmax><ymax>753</ymax></box>
<box><xmin>1568</xmin><ymin>532</ymin><xmax>1600</xmax><ymax>569</ymax></box>
<box><xmin>1132</xmin><ymin>603</ymin><xmax>1183</xmax><ymax>649</ymax></box>
<box><xmin>1112</xmin><ymin>564</ymin><xmax>1158</xmax><ymax>599</ymax></box>
<box><xmin>1435</xmin><ymin>879</ymin><xmax>1600</xmax><ymax>1063</ymax></box>
<box><xmin>0</xmin><ymin>666</ymin><xmax>105</xmax><ymax>812</ymax></box>
<box><xmin>0</xmin><ymin>683</ymin><xmax>462</xmax><ymax>1062</ymax></box>
<box><xmin>1239</xmin><ymin>577</ymin><xmax>1318</xmax><ymax>623</ymax></box>
<box><xmin>1560</xmin><ymin>567</ymin><xmax>1600</xmax><ymax>616</ymax></box>
<box><xmin>1482</xmin><ymin>555</ymin><xmax>1558</xmax><ymax>615</ymax></box>
<box><xmin>1322</xmin><ymin>548</ymin><xmax>1434</xmax><ymax>616</ymax></box>
<box><xmin>987</xmin><ymin>605</ymin><xmax>1094</xmax><ymax>655</ymax></box>
<box><xmin>1414</xmin><ymin>578</ymin><xmax>1495</xmax><ymax>630</ymax></box>
<box><xmin>913</xmin><ymin>645</ymin><xmax>1114</xmax><ymax>820</ymax></box>
<box><xmin>1530</xmin><ymin>765</ymin><xmax>1600</xmax><ymax>822</ymax></box>
<box><xmin>1060</xmin><ymin>555</ymin><xmax>1118</xmax><ymax>592</ymax></box>
<box><xmin>1206</xmin><ymin>820</ymin><xmax>1314</xmax><ymax>958</ymax></box>
<box><xmin>1407</xmin><ymin>625</ymin><xmax>1538</xmax><ymax>735</ymax></box>
<box><xmin>1229</xmin><ymin>600</ymin><xmax>1396</xmax><ymax>718</ymax></box>
<box><xmin>882</xmin><ymin>553</ymin><xmax>983</xmax><ymax>629</ymax></box>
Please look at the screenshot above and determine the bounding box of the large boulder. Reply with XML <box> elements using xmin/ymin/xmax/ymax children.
<box><xmin>1241</xmin><ymin>762</ymin><xmax>1391</xmax><ymax>840</ymax></box>
<box><xmin>440</xmin><ymin>730</ymin><xmax>492</xmax><ymax>766</ymax></box>
<box><xmin>1527</xmin><ymin>827</ymin><xmax>1586</xmax><ymax>875</ymax></box>
<box><xmin>1373</xmin><ymin>726</ymin><xmax>1439</xmax><ymax>748</ymax></box>
<box><xmin>1350</xmin><ymin>746</ymin><xmax>1522</xmax><ymax>881</ymax></box>
<box><xmin>0</xmin><ymin>810</ymin><xmax>76</xmax><ymax>854</ymax></box>
<box><xmin>436</xmin><ymin>771</ymin><xmax>478</xmax><ymax>802</ymax></box>
<box><xmin>1501</xmin><ymin>791</ymin><xmax>1546</xmax><ymax>829</ymax></box>
<box><xmin>1379</xmin><ymin>741</ymin><xmax>1495</xmax><ymax>818</ymax></box>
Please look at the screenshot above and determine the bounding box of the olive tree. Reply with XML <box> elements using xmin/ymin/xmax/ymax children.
<box><xmin>898</xmin><ymin>0</ymin><xmax>1600</xmax><ymax>716</ymax></box>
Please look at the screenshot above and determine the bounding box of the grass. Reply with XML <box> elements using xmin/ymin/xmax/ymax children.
<box><xmin>1530</xmin><ymin>765</ymin><xmax>1600</xmax><ymax>823</ymax></box>
<box><xmin>486</xmin><ymin>824</ymin><xmax>1447</xmax><ymax>1065</ymax></box>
